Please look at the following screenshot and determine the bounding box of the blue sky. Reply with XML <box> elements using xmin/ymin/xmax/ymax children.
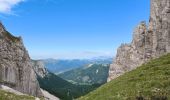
<box><xmin>0</xmin><ymin>0</ymin><xmax>150</xmax><ymax>59</ymax></box>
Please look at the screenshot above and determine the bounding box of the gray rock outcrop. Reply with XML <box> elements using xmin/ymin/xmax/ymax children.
<box><xmin>0</xmin><ymin>22</ymin><xmax>42</xmax><ymax>97</ymax></box>
<box><xmin>108</xmin><ymin>0</ymin><xmax>170</xmax><ymax>81</ymax></box>
<box><xmin>32</xmin><ymin>60</ymin><xmax>48</xmax><ymax>78</ymax></box>
<box><xmin>32</xmin><ymin>60</ymin><xmax>60</xmax><ymax>100</ymax></box>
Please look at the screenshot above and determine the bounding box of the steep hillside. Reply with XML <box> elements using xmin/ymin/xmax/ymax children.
<box><xmin>58</xmin><ymin>64</ymin><xmax>109</xmax><ymax>85</ymax></box>
<box><xmin>38</xmin><ymin>72</ymin><xmax>100</xmax><ymax>100</ymax></box>
<box><xmin>78</xmin><ymin>54</ymin><xmax>170</xmax><ymax>100</ymax></box>
<box><xmin>0</xmin><ymin>85</ymin><xmax>43</xmax><ymax>100</ymax></box>
<box><xmin>0</xmin><ymin>90</ymin><xmax>36</xmax><ymax>100</ymax></box>
<box><xmin>32</xmin><ymin>60</ymin><xmax>60</xmax><ymax>100</ymax></box>
<box><xmin>33</xmin><ymin>60</ymin><xmax>100</xmax><ymax>100</ymax></box>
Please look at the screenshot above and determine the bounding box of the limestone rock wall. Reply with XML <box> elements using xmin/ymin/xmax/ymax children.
<box><xmin>32</xmin><ymin>60</ymin><xmax>48</xmax><ymax>78</ymax></box>
<box><xmin>108</xmin><ymin>0</ymin><xmax>170</xmax><ymax>81</ymax></box>
<box><xmin>108</xmin><ymin>22</ymin><xmax>147</xmax><ymax>81</ymax></box>
<box><xmin>149</xmin><ymin>0</ymin><xmax>170</xmax><ymax>57</ymax></box>
<box><xmin>0</xmin><ymin>22</ymin><xmax>42</xmax><ymax>97</ymax></box>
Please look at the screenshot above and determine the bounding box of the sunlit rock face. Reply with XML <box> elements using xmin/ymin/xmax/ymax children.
<box><xmin>149</xmin><ymin>0</ymin><xmax>170</xmax><ymax>57</ymax></box>
<box><xmin>32</xmin><ymin>60</ymin><xmax>48</xmax><ymax>78</ymax></box>
<box><xmin>108</xmin><ymin>22</ymin><xmax>147</xmax><ymax>81</ymax></box>
<box><xmin>108</xmin><ymin>0</ymin><xmax>170</xmax><ymax>82</ymax></box>
<box><xmin>0</xmin><ymin>22</ymin><xmax>42</xmax><ymax>97</ymax></box>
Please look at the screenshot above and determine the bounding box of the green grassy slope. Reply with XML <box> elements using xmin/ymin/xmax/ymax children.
<box><xmin>38</xmin><ymin>72</ymin><xmax>101</xmax><ymax>100</ymax></box>
<box><xmin>78</xmin><ymin>54</ymin><xmax>170</xmax><ymax>100</ymax></box>
<box><xmin>0</xmin><ymin>90</ymin><xmax>36</xmax><ymax>100</ymax></box>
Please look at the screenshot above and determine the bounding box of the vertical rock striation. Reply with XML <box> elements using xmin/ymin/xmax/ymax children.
<box><xmin>0</xmin><ymin>22</ymin><xmax>42</xmax><ymax>97</ymax></box>
<box><xmin>149</xmin><ymin>0</ymin><xmax>170</xmax><ymax>57</ymax></box>
<box><xmin>108</xmin><ymin>0</ymin><xmax>170</xmax><ymax>81</ymax></box>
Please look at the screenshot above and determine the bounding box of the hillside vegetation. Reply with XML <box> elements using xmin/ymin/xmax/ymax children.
<box><xmin>58</xmin><ymin>64</ymin><xmax>109</xmax><ymax>85</ymax></box>
<box><xmin>78</xmin><ymin>53</ymin><xmax>170</xmax><ymax>100</ymax></box>
<box><xmin>0</xmin><ymin>90</ymin><xmax>36</xmax><ymax>100</ymax></box>
<box><xmin>38</xmin><ymin>72</ymin><xmax>101</xmax><ymax>100</ymax></box>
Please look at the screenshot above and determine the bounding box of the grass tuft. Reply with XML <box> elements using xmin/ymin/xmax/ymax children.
<box><xmin>0</xmin><ymin>90</ymin><xmax>35</xmax><ymax>100</ymax></box>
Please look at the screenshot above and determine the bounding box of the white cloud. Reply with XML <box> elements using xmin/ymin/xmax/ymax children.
<box><xmin>0</xmin><ymin>0</ymin><xmax>24</xmax><ymax>14</ymax></box>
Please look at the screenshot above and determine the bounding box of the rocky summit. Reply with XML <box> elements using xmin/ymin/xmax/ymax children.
<box><xmin>0</xmin><ymin>22</ymin><xmax>42</xmax><ymax>97</ymax></box>
<box><xmin>108</xmin><ymin>0</ymin><xmax>170</xmax><ymax>81</ymax></box>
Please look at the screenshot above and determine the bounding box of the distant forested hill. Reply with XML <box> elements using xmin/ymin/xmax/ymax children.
<box><xmin>58</xmin><ymin>64</ymin><xmax>110</xmax><ymax>85</ymax></box>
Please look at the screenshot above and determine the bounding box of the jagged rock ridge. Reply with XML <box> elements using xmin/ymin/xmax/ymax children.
<box><xmin>108</xmin><ymin>0</ymin><xmax>170</xmax><ymax>81</ymax></box>
<box><xmin>0</xmin><ymin>22</ymin><xmax>42</xmax><ymax>97</ymax></box>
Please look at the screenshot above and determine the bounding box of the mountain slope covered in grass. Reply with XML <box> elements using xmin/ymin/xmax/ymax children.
<box><xmin>37</xmin><ymin>72</ymin><xmax>101</xmax><ymax>100</ymax></box>
<box><xmin>58</xmin><ymin>64</ymin><xmax>110</xmax><ymax>85</ymax></box>
<box><xmin>0</xmin><ymin>90</ymin><xmax>37</xmax><ymax>100</ymax></box>
<box><xmin>78</xmin><ymin>54</ymin><xmax>170</xmax><ymax>100</ymax></box>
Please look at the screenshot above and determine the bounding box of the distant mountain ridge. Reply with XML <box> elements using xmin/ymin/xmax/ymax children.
<box><xmin>42</xmin><ymin>57</ymin><xmax>112</xmax><ymax>74</ymax></box>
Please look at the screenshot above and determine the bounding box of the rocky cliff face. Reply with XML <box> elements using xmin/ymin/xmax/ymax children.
<box><xmin>0</xmin><ymin>22</ymin><xmax>42</xmax><ymax>97</ymax></box>
<box><xmin>108</xmin><ymin>0</ymin><xmax>170</xmax><ymax>81</ymax></box>
<box><xmin>149</xmin><ymin>0</ymin><xmax>170</xmax><ymax>57</ymax></box>
<box><xmin>32</xmin><ymin>61</ymin><xmax>60</xmax><ymax>100</ymax></box>
<box><xmin>32</xmin><ymin>60</ymin><xmax>48</xmax><ymax>78</ymax></box>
